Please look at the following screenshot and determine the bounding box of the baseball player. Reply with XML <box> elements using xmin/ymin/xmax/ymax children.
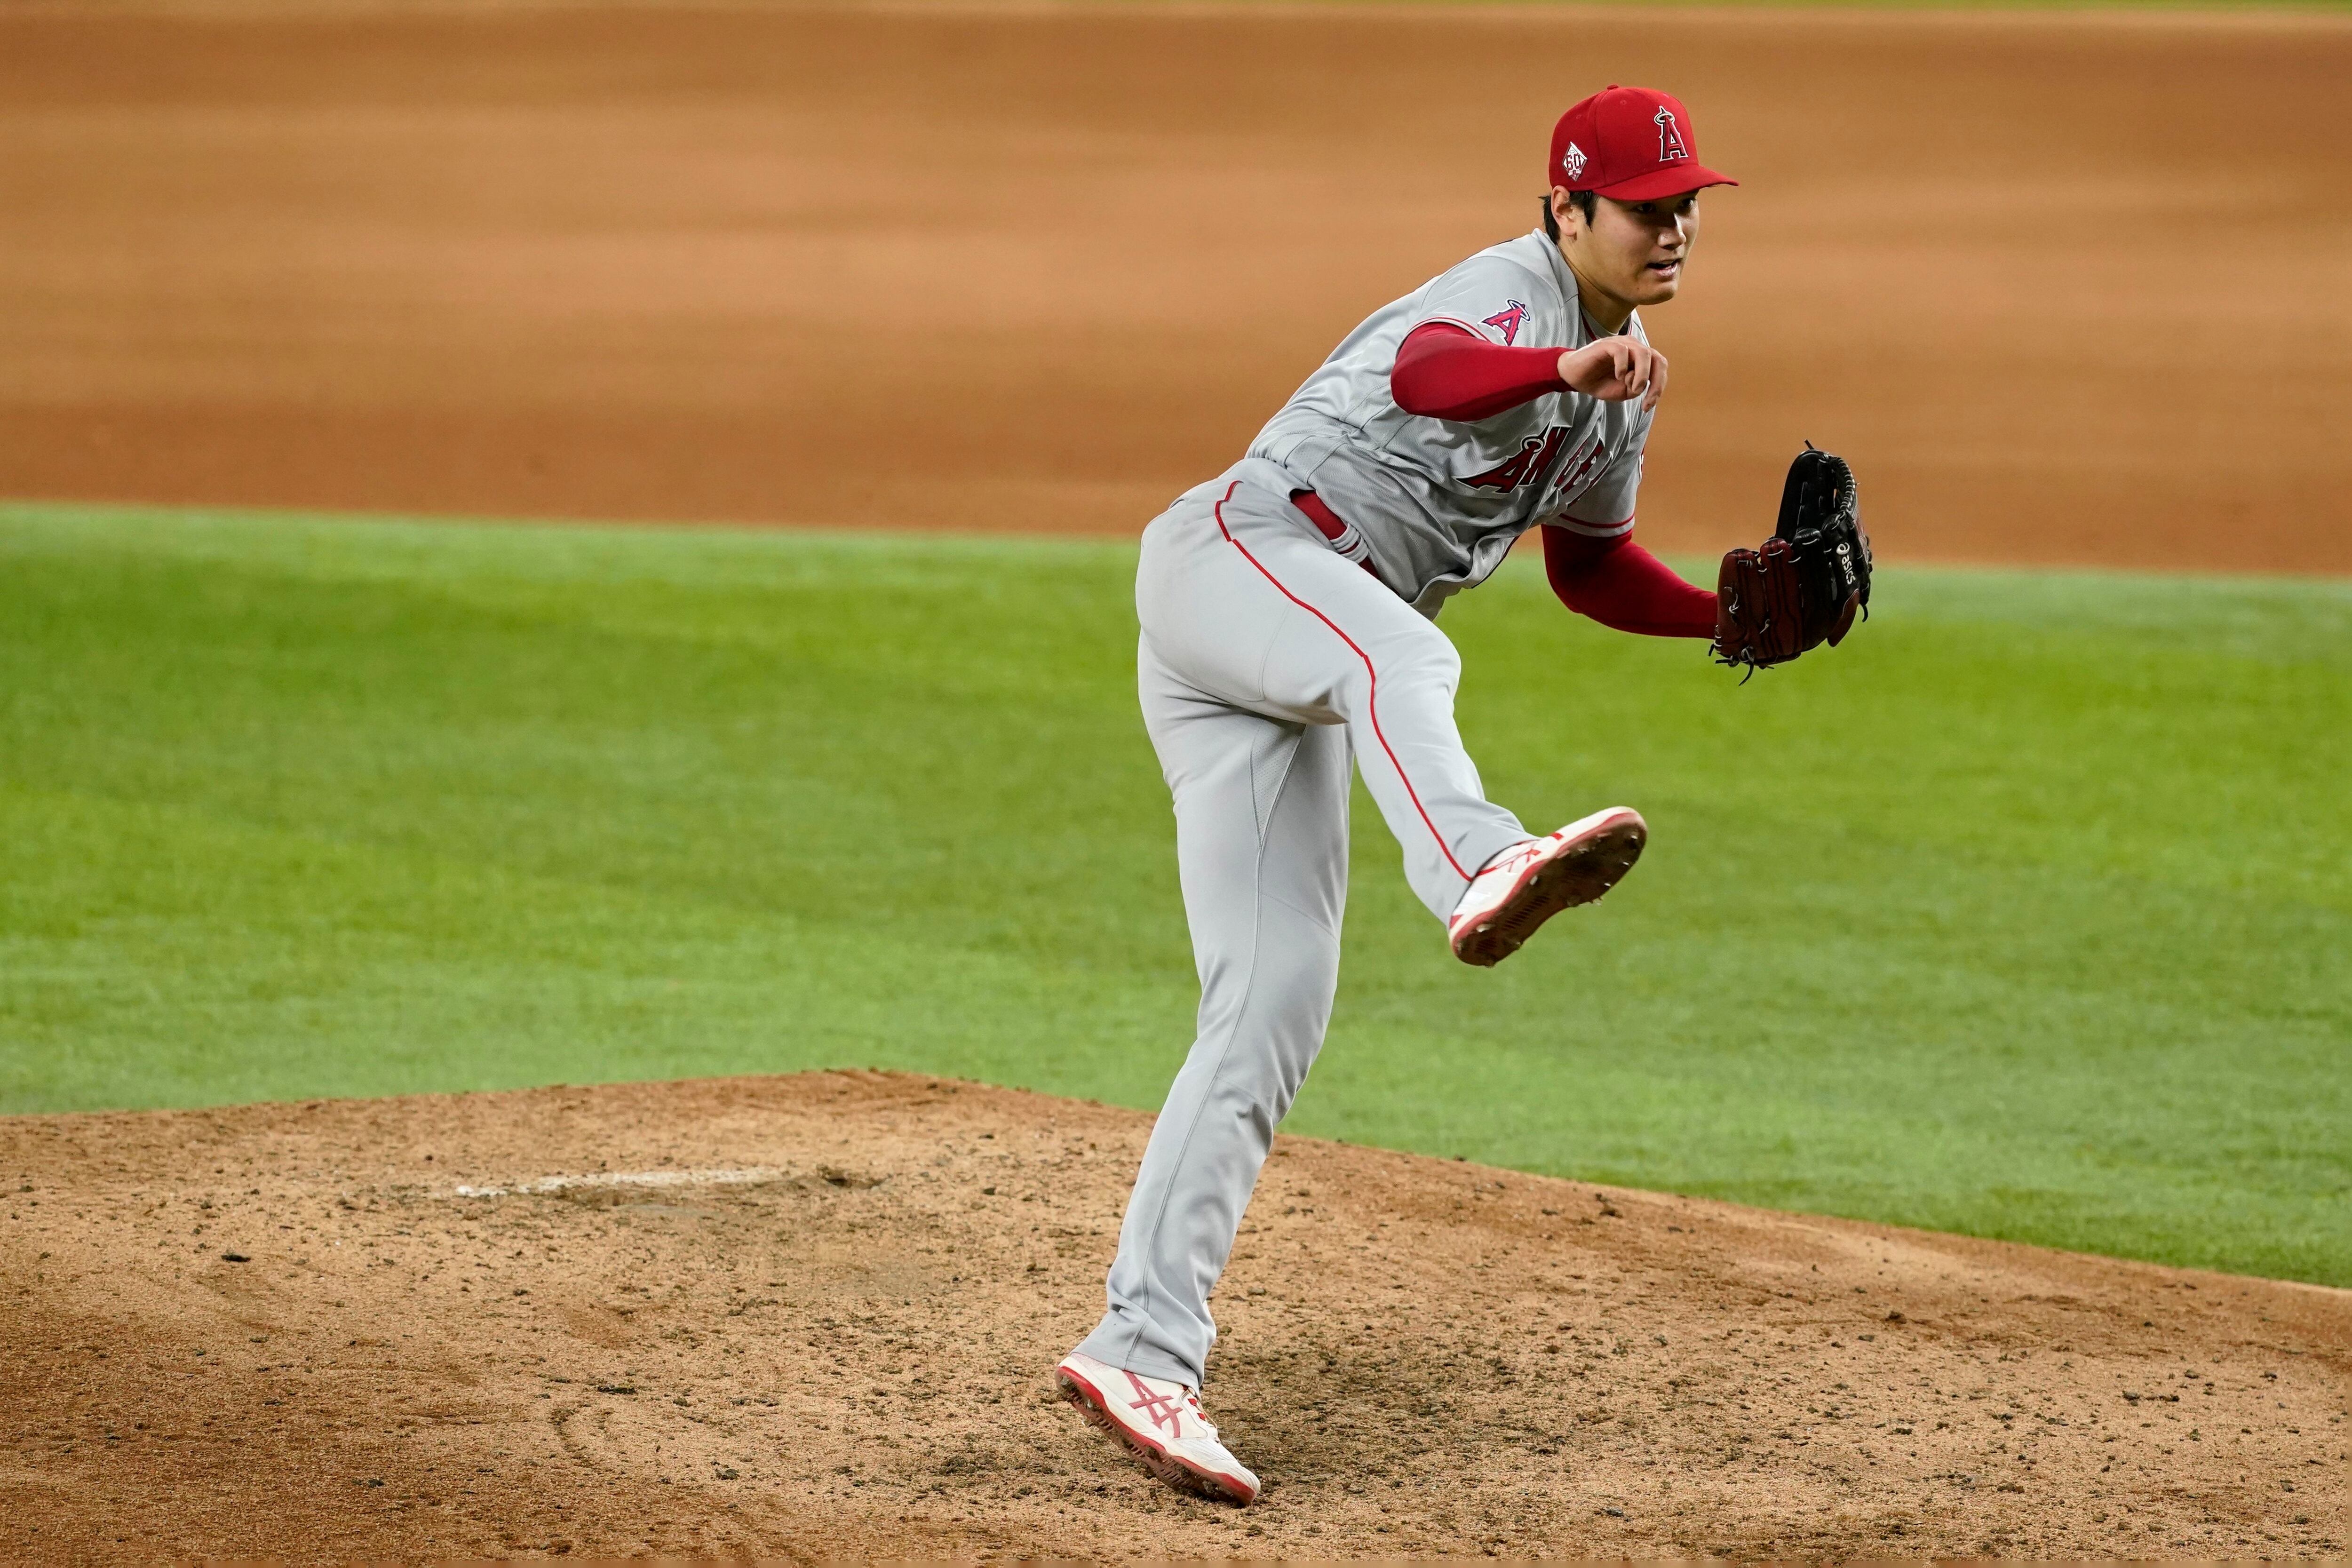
<box><xmin>1053</xmin><ymin>87</ymin><xmax>1742</xmax><ymax>1504</ymax></box>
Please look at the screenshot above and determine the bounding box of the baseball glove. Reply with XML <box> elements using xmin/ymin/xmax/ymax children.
<box><xmin>1712</xmin><ymin>443</ymin><xmax>1872</xmax><ymax>674</ymax></box>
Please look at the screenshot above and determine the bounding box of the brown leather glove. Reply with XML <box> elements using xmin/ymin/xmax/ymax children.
<box><xmin>1712</xmin><ymin>445</ymin><xmax>1871</xmax><ymax>674</ymax></box>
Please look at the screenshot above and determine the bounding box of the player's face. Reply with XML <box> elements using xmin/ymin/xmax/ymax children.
<box><xmin>1559</xmin><ymin>190</ymin><xmax>1703</xmax><ymax>311</ymax></box>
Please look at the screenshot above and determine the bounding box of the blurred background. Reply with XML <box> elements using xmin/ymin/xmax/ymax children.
<box><xmin>7</xmin><ymin>1</ymin><xmax>2349</xmax><ymax>566</ymax></box>
<box><xmin>2</xmin><ymin>0</ymin><xmax>2347</xmax><ymax>1285</ymax></box>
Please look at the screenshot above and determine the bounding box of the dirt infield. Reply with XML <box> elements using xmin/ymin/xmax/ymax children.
<box><xmin>5</xmin><ymin>1</ymin><xmax>2351</xmax><ymax>572</ymax></box>
<box><xmin>2</xmin><ymin>1070</ymin><xmax>2343</xmax><ymax>1560</ymax></box>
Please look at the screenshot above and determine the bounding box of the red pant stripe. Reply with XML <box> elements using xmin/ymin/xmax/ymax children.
<box><xmin>1211</xmin><ymin>482</ymin><xmax>1472</xmax><ymax>882</ymax></box>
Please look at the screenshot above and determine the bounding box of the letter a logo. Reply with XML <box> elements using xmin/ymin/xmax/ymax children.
<box><xmin>1482</xmin><ymin>300</ymin><xmax>1529</xmax><ymax>346</ymax></box>
<box><xmin>1655</xmin><ymin>105</ymin><xmax>1689</xmax><ymax>163</ymax></box>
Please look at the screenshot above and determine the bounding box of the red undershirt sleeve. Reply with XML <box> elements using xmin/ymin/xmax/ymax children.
<box><xmin>1391</xmin><ymin>322</ymin><xmax>1570</xmax><ymax>422</ymax></box>
<box><xmin>1542</xmin><ymin>523</ymin><xmax>1718</xmax><ymax>639</ymax></box>
<box><xmin>1387</xmin><ymin>322</ymin><xmax>1710</xmax><ymax>637</ymax></box>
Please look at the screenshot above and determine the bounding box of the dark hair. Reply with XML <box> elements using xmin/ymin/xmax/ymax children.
<box><xmin>1541</xmin><ymin>189</ymin><xmax>1597</xmax><ymax>241</ymax></box>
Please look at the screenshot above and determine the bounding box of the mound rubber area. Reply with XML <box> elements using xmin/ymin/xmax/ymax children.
<box><xmin>2</xmin><ymin>1071</ymin><xmax>2342</xmax><ymax>1560</ymax></box>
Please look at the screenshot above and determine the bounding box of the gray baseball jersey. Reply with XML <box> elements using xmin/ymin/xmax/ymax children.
<box><xmin>1249</xmin><ymin>228</ymin><xmax>1653</xmax><ymax>616</ymax></box>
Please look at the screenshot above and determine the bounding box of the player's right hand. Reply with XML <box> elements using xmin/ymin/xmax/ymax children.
<box><xmin>1558</xmin><ymin>338</ymin><xmax>1668</xmax><ymax>411</ymax></box>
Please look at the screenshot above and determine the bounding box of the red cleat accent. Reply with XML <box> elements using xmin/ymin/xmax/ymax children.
<box><xmin>1447</xmin><ymin>806</ymin><xmax>1648</xmax><ymax>967</ymax></box>
<box><xmin>1054</xmin><ymin>1352</ymin><xmax>1260</xmax><ymax>1505</ymax></box>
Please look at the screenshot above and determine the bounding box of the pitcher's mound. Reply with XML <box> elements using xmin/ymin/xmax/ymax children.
<box><xmin>3</xmin><ymin>1070</ymin><xmax>2343</xmax><ymax>1560</ymax></box>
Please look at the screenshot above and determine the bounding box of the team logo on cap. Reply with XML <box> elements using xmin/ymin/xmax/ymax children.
<box><xmin>1654</xmin><ymin>105</ymin><xmax>1689</xmax><ymax>163</ymax></box>
<box><xmin>1560</xmin><ymin>142</ymin><xmax>1587</xmax><ymax>181</ymax></box>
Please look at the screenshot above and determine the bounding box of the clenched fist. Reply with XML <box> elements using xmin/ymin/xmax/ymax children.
<box><xmin>1557</xmin><ymin>337</ymin><xmax>1668</xmax><ymax>411</ymax></box>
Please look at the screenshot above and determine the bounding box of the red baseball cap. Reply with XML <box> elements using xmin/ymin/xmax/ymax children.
<box><xmin>1549</xmin><ymin>85</ymin><xmax>1736</xmax><ymax>202</ymax></box>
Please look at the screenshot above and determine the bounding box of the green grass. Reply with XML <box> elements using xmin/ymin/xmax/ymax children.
<box><xmin>2</xmin><ymin>503</ymin><xmax>2345</xmax><ymax>1285</ymax></box>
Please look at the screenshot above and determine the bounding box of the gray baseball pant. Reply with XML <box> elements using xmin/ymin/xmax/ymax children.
<box><xmin>1074</xmin><ymin>458</ymin><xmax>1529</xmax><ymax>1388</ymax></box>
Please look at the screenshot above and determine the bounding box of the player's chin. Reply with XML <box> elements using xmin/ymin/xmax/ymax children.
<box><xmin>1634</xmin><ymin>263</ymin><xmax>1684</xmax><ymax>304</ymax></box>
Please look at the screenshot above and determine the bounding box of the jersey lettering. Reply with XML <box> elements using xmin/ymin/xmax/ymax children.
<box><xmin>1549</xmin><ymin>434</ymin><xmax>1611</xmax><ymax>499</ymax></box>
<box><xmin>1464</xmin><ymin>426</ymin><xmax>1569</xmax><ymax>493</ymax></box>
<box><xmin>1481</xmin><ymin>301</ymin><xmax>1529</xmax><ymax>346</ymax></box>
<box><xmin>1655</xmin><ymin>106</ymin><xmax>1689</xmax><ymax>163</ymax></box>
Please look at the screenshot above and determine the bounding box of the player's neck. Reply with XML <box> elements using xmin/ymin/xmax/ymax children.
<box><xmin>1558</xmin><ymin>243</ymin><xmax>1637</xmax><ymax>335</ymax></box>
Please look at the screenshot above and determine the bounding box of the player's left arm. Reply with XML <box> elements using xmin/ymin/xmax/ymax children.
<box><xmin>1542</xmin><ymin>524</ymin><xmax>1716</xmax><ymax>638</ymax></box>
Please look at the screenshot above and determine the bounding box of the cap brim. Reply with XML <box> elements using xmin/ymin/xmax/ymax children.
<box><xmin>1590</xmin><ymin>166</ymin><xmax>1737</xmax><ymax>201</ymax></box>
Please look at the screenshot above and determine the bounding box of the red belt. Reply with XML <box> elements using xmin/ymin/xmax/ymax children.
<box><xmin>1289</xmin><ymin>489</ymin><xmax>1378</xmax><ymax>575</ymax></box>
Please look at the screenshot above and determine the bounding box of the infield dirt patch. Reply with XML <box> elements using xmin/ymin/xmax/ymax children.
<box><xmin>4</xmin><ymin>1</ymin><xmax>2351</xmax><ymax>572</ymax></box>
<box><xmin>3</xmin><ymin>1069</ymin><xmax>2343</xmax><ymax>1560</ymax></box>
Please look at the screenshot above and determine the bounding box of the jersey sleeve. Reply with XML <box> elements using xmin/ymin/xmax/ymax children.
<box><xmin>1410</xmin><ymin>254</ymin><xmax>1562</xmax><ymax>350</ymax></box>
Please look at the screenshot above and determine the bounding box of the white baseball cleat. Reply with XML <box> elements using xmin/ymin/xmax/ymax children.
<box><xmin>1447</xmin><ymin>806</ymin><xmax>1648</xmax><ymax>967</ymax></box>
<box><xmin>1054</xmin><ymin>1350</ymin><xmax>1260</xmax><ymax>1505</ymax></box>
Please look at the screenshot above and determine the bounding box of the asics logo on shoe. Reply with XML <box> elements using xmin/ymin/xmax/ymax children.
<box><xmin>1057</xmin><ymin>1351</ymin><xmax>1262</xmax><ymax>1506</ymax></box>
<box><xmin>1125</xmin><ymin>1371</ymin><xmax>1189</xmax><ymax>1437</ymax></box>
<box><xmin>1466</xmin><ymin>839</ymin><xmax>1546</xmax><ymax>891</ymax></box>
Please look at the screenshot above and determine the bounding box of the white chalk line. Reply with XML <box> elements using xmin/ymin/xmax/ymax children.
<box><xmin>448</xmin><ymin>1166</ymin><xmax>790</xmax><ymax>1199</ymax></box>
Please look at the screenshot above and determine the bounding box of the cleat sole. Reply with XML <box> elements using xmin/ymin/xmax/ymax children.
<box><xmin>1451</xmin><ymin>809</ymin><xmax>1647</xmax><ymax>968</ymax></box>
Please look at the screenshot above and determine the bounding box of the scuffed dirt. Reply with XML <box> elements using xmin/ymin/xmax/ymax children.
<box><xmin>1</xmin><ymin>1069</ymin><xmax>2344</xmax><ymax>1560</ymax></box>
<box><xmin>3</xmin><ymin>2</ymin><xmax>2351</xmax><ymax>572</ymax></box>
